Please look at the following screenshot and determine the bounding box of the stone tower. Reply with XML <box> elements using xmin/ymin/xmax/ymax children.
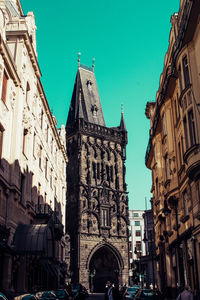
<box><xmin>66</xmin><ymin>64</ymin><xmax>129</xmax><ymax>292</ymax></box>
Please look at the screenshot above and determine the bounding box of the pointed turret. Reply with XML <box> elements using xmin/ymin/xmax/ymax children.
<box><xmin>66</xmin><ymin>65</ymin><xmax>105</xmax><ymax>131</ymax></box>
<box><xmin>119</xmin><ymin>105</ymin><xmax>127</xmax><ymax>132</ymax></box>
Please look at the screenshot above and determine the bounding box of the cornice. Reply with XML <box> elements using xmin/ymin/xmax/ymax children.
<box><xmin>0</xmin><ymin>34</ymin><xmax>20</xmax><ymax>87</ymax></box>
<box><xmin>6</xmin><ymin>30</ymin><xmax>42</xmax><ymax>78</ymax></box>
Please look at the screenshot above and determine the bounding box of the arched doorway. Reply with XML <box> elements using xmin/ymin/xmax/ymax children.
<box><xmin>89</xmin><ymin>246</ymin><xmax>120</xmax><ymax>292</ymax></box>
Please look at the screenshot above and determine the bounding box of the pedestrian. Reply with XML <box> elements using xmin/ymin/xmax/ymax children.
<box><xmin>105</xmin><ymin>281</ymin><xmax>113</xmax><ymax>300</ymax></box>
<box><xmin>177</xmin><ymin>285</ymin><xmax>193</xmax><ymax>300</ymax></box>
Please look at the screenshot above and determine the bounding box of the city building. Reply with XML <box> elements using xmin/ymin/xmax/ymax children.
<box><xmin>128</xmin><ymin>210</ymin><xmax>145</xmax><ymax>285</ymax></box>
<box><xmin>142</xmin><ymin>201</ymin><xmax>157</xmax><ymax>289</ymax></box>
<box><xmin>0</xmin><ymin>0</ymin><xmax>67</xmax><ymax>294</ymax></box>
<box><xmin>145</xmin><ymin>0</ymin><xmax>200</xmax><ymax>298</ymax></box>
<box><xmin>66</xmin><ymin>61</ymin><xmax>129</xmax><ymax>292</ymax></box>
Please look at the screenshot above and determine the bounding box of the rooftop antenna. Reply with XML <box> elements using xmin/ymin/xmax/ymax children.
<box><xmin>78</xmin><ymin>52</ymin><xmax>81</xmax><ymax>67</ymax></box>
<box><xmin>92</xmin><ymin>58</ymin><xmax>95</xmax><ymax>72</ymax></box>
<box><xmin>121</xmin><ymin>103</ymin><xmax>124</xmax><ymax>114</ymax></box>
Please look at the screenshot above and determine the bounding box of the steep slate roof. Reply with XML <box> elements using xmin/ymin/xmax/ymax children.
<box><xmin>66</xmin><ymin>65</ymin><xmax>105</xmax><ymax>128</ymax></box>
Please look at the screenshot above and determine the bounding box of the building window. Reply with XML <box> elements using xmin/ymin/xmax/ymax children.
<box><xmin>136</xmin><ymin>241</ymin><xmax>141</xmax><ymax>251</ymax></box>
<box><xmin>196</xmin><ymin>181</ymin><xmax>200</xmax><ymax>203</ymax></box>
<box><xmin>41</xmin><ymin>109</ymin><xmax>43</xmax><ymax>129</ymax></box>
<box><xmin>0</xmin><ymin>124</ymin><xmax>4</xmax><ymax>159</ymax></box>
<box><xmin>136</xmin><ymin>230</ymin><xmax>141</xmax><ymax>237</ymax></box>
<box><xmin>26</xmin><ymin>82</ymin><xmax>30</xmax><ymax>104</ymax></box>
<box><xmin>22</xmin><ymin>129</ymin><xmax>28</xmax><ymax>156</ymax></box>
<box><xmin>1</xmin><ymin>71</ymin><xmax>8</xmax><ymax>103</ymax></box>
<box><xmin>133</xmin><ymin>213</ymin><xmax>139</xmax><ymax>217</ymax></box>
<box><xmin>188</xmin><ymin>109</ymin><xmax>196</xmax><ymax>147</ymax></box>
<box><xmin>135</xmin><ymin>221</ymin><xmax>140</xmax><ymax>226</ymax></box>
<box><xmin>165</xmin><ymin>154</ymin><xmax>170</xmax><ymax>180</ymax></box>
<box><xmin>45</xmin><ymin>158</ymin><xmax>48</xmax><ymax>179</ymax></box>
<box><xmin>178</xmin><ymin>64</ymin><xmax>183</xmax><ymax>92</ymax></box>
<box><xmin>101</xmin><ymin>209</ymin><xmax>109</xmax><ymax>227</ymax></box>
<box><xmin>51</xmin><ymin>137</ymin><xmax>53</xmax><ymax>153</ymax></box>
<box><xmin>162</xmin><ymin>114</ymin><xmax>167</xmax><ymax>136</ymax></box>
<box><xmin>46</xmin><ymin>125</ymin><xmax>49</xmax><ymax>142</ymax></box>
<box><xmin>39</xmin><ymin>146</ymin><xmax>42</xmax><ymax>169</ymax></box>
<box><xmin>183</xmin><ymin>117</ymin><xmax>189</xmax><ymax>149</ymax></box>
<box><xmin>183</xmin><ymin>190</ymin><xmax>189</xmax><ymax>216</ymax></box>
<box><xmin>50</xmin><ymin>168</ymin><xmax>53</xmax><ymax>188</ymax></box>
<box><xmin>33</xmin><ymin>132</ymin><xmax>36</xmax><ymax>158</ymax></box>
<box><xmin>178</xmin><ymin>141</ymin><xmax>182</xmax><ymax>168</ymax></box>
<box><xmin>182</xmin><ymin>55</ymin><xmax>190</xmax><ymax>88</ymax></box>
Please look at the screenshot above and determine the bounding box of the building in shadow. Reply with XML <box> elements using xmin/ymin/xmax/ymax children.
<box><xmin>0</xmin><ymin>0</ymin><xmax>68</xmax><ymax>295</ymax></box>
<box><xmin>145</xmin><ymin>0</ymin><xmax>200</xmax><ymax>298</ymax></box>
<box><xmin>66</xmin><ymin>62</ymin><xmax>129</xmax><ymax>292</ymax></box>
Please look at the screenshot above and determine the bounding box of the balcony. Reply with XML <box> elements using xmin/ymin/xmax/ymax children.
<box><xmin>184</xmin><ymin>144</ymin><xmax>200</xmax><ymax>180</ymax></box>
<box><xmin>35</xmin><ymin>204</ymin><xmax>64</xmax><ymax>239</ymax></box>
<box><xmin>35</xmin><ymin>203</ymin><xmax>53</xmax><ymax>219</ymax></box>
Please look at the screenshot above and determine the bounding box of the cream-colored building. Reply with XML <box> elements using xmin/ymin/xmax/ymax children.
<box><xmin>145</xmin><ymin>0</ymin><xmax>200</xmax><ymax>298</ymax></box>
<box><xmin>0</xmin><ymin>0</ymin><xmax>67</xmax><ymax>294</ymax></box>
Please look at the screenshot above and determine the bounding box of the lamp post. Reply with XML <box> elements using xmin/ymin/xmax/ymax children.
<box><xmin>89</xmin><ymin>269</ymin><xmax>96</xmax><ymax>293</ymax></box>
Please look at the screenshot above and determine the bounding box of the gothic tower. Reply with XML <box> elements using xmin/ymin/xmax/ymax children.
<box><xmin>66</xmin><ymin>63</ymin><xmax>128</xmax><ymax>292</ymax></box>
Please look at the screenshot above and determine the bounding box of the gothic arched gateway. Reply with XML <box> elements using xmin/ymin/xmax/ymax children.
<box><xmin>88</xmin><ymin>244</ymin><xmax>123</xmax><ymax>292</ymax></box>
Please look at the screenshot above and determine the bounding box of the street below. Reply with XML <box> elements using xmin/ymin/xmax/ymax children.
<box><xmin>88</xmin><ymin>293</ymin><xmax>104</xmax><ymax>300</ymax></box>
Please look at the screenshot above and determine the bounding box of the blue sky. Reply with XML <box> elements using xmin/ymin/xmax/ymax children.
<box><xmin>20</xmin><ymin>0</ymin><xmax>180</xmax><ymax>210</ymax></box>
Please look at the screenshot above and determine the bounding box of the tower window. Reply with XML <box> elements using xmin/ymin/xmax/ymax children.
<box><xmin>97</xmin><ymin>163</ymin><xmax>100</xmax><ymax>180</ymax></box>
<box><xmin>106</xmin><ymin>165</ymin><xmax>110</xmax><ymax>181</ymax></box>
<box><xmin>101</xmin><ymin>209</ymin><xmax>109</xmax><ymax>227</ymax></box>
<box><xmin>92</xmin><ymin>162</ymin><xmax>96</xmax><ymax>179</ymax></box>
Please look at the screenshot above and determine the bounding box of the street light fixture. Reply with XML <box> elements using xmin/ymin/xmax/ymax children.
<box><xmin>89</xmin><ymin>269</ymin><xmax>96</xmax><ymax>293</ymax></box>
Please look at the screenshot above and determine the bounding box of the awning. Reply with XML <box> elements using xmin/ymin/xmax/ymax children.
<box><xmin>13</xmin><ymin>224</ymin><xmax>49</xmax><ymax>254</ymax></box>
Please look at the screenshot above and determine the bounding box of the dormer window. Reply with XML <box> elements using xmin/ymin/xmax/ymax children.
<box><xmin>91</xmin><ymin>104</ymin><xmax>98</xmax><ymax>117</ymax></box>
<box><xmin>87</xmin><ymin>80</ymin><xmax>93</xmax><ymax>91</ymax></box>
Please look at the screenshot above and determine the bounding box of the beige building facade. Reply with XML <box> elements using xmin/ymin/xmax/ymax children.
<box><xmin>145</xmin><ymin>0</ymin><xmax>200</xmax><ymax>298</ymax></box>
<box><xmin>0</xmin><ymin>0</ymin><xmax>67</xmax><ymax>295</ymax></box>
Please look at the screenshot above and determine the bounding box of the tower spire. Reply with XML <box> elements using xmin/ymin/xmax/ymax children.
<box><xmin>120</xmin><ymin>103</ymin><xmax>127</xmax><ymax>131</ymax></box>
<box><xmin>92</xmin><ymin>58</ymin><xmax>95</xmax><ymax>72</ymax></box>
<box><xmin>78</xmin><ymin>52</ymin><xmax>81</xmax><ymax>67</ymax></box>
